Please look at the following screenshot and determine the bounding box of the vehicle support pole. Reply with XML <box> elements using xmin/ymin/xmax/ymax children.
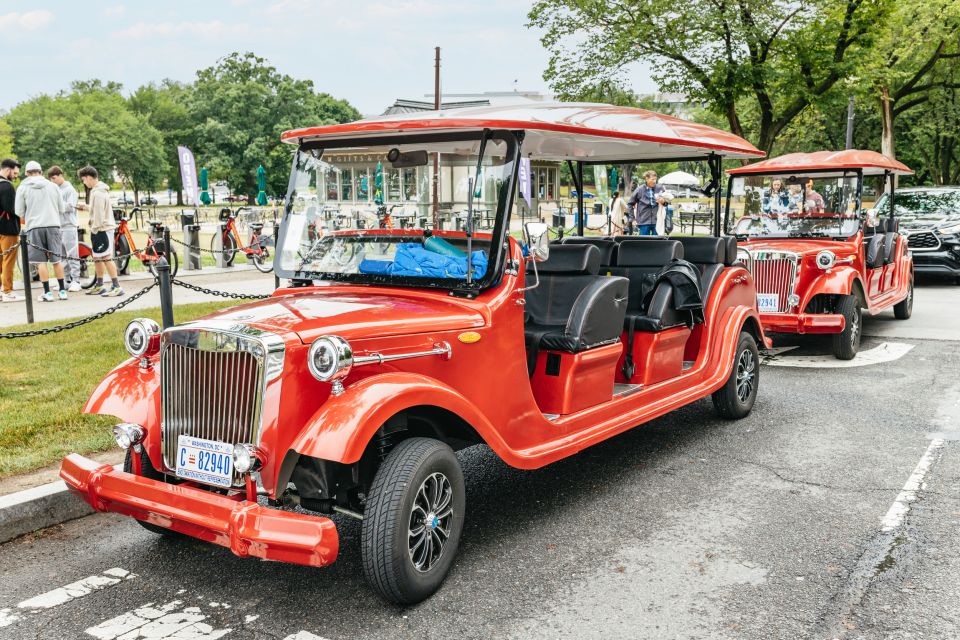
<box><xmin>576</xmin><ymin>162</ymin><xmax>585</xmax><ymax>237</ymax></box>
<box><xmin>19</xmin><ymin>230</ymin><xmax>33</xmax><ymax>324</ymax></box>
<box><xmin>156</xmin><ymin>256</ymin><xmax>174</xmax><ymax>329</ymax></box>
<box><xmin>711</xmin><ymin>154</ymin><xmax>722</xmax><ymax>236</ymax></box>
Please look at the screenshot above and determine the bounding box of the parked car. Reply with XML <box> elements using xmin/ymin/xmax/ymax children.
<box><xmin>225</xmin><ymin>194</ymin><xmax>247</xmax><ymax>203</ymax></box>
<box><xmin>115</xmin><ymin>196</ymin><xmax>135</xmax><ymax>206</ymax></box>
<box><xmin>727</xmin><ymin>149</ymin><xmax>914</xmax><ymax>359</ymax></box>
<box><xmin>61</xmin><ymin>103</ymin><xmax>769</xmax><ymax>605</ymax></box>
<box><xmin>141</xmin><ymin>196</ymin><xmax>158</xmax><ymax>206</ymax></box>
<box><xmin>876</xmin><ymin>186</ymin><xmax>960</xmax><ymax>281</ymax></box>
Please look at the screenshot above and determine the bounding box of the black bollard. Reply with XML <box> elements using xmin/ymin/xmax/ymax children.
<box><xmin>19</xmin><ymin>230</ymin><xmax>33</xmax><ymax>324</ymax></box>
<box><xmin>155</xmin><ymin>256</ymin><xmax>174</xmax><ymax>329</ymax></box>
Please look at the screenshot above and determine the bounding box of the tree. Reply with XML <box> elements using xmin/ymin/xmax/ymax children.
<box><xmin>6</xmin><ymin>81</ymin><xmax>168</xmax><ymax>202</ymax></box>
<box><xmin>129</xmin><ymin>80</ymin><xmax>195</xmax><ymax>205</ymax></box>
<box><xmin>0</xmin><ymin>118</ymin><xmax>13</xmax><ymax>159</ymax></box>
<box><xmin>190</xmin><ymin>52</ymin><xmax>361</xmax><ymax>202</ymax></box>
<box><xmin>529</xmin><ymin>0</ymin><xmax>891</xmax><ymax>154</ymax></box>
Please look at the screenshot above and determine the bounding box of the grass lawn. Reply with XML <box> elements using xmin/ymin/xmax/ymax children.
<box><xmin>0</xmin><ymin>300</ymin><xmax>236</xmax><ymax>478</ymax></box>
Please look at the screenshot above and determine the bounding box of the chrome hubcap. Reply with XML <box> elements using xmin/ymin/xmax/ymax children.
<box><xmin>408</xmin><ymin>472</ymin><xmax>453</xmax><ymax>573</ymax></box>
<box><xmin>850</xmin><ymin>310</ymin><xmax>860</xmax><ymax>345</ymax></box>
<box><xmin>735</xmin><ymin>348</ymin><xmax>756</xmax><ymax>403</ymax></box>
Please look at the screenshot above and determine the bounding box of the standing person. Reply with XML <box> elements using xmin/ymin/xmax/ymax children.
<box><xmin>47</xmin><ymin>166</ymin><xmax>81</xmax><ymax>292</ymax></box>
<box><xmin>628</xmin><ymin>170</ymin><xmax>666</xmax><ymax>236</ymax></box>
<box><xmin>15</xmin><ymin>161</ymin><xmax>68</xmax><ymax>302</ymax></box>
<box><xmin>609</xmin><ymin>190</ymin><xmax>629</xmax><ymax>233</ymax></box>
<box><xmin>76</xmin><ymin>166</ymin><xmax>123</xmax><ymax>297</ymax></box>
<box><xmin>0</xmin><ymin>158</ymin><xmax>22</xmax><ymax>302</ymax></box>
<box><xmin>804</xmin><ymin>178</ymin><xmax>825</xmax><ymax>213</ymax></box>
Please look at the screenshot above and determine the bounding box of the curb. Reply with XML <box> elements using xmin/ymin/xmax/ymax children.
<box><xmin>0</xmin><ymin>465</ymin><xmax>119</xmax><ymax>544</ymax></box>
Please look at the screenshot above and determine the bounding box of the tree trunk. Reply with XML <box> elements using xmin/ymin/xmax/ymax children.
<box><xmin>133</xmin><ymin>187</ymin><xmax>140</xmax><ymax>207</ymax></box>
<box><xmin>880</xmin><ymin>86</ymin><xmax>895</xmax><ymax>159</ymax></box>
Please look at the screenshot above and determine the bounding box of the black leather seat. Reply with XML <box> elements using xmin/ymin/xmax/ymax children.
<box><xmin>676</xmin><ymin>237</ymin><xmax>732</xmax><ymax>302</ymax></box>
<box><xmin>881</xmin><ymin>218</ymin><xmax>899</xmax><ymax>264</ymax></box>
<box><xmin>559</xmin><ymin>237</ymin><xmax>618</xmax><ymax>266</ymax></box>
<box><xmin>524</xmin><ymin>245</ymin><xmax>628</xmax><ymax>373</ymax></box>
<box><xmin>249</xmin><ymin>222</ymin><xmax>264</xmax><ymax>232</ymax></box>
<box><xmin>609</xmin><ymin>240</ymin><xmax>686</xmax><ymax>333</ymax></box>
<box><xmin>865</xmin><ymin>231</ymin><xmax>885</xmax><ymax>269</ymax></box>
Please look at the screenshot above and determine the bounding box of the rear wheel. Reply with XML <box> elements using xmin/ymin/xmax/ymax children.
<box><xmin>712</xmin><ymin>331</ymin><xmax>760</xmax><ymax>419</ymax></box>
<box><xmin>114</xmin><ymin>234</ymin><xmax>130</xmax><ymax>274</ymax></box>
<box><xmin>251</xmin><ymin>249</ymin><xmax>273</xmax><ymax>273</ymax></box>
<box><xmin>893</xmin><ymin>279</ymin><xmax>913</xmax><ymax>319</ymax></box>
<box><xmin>361</xmin><ymin>438</ymin><xmax>465</xmax><ymax>605</ymax></box>
<box><xmin>77</xmin><ymin>242</ymin><xmax>96</xmax><ymax>289</ymax></box>
<box><xmin>146</xmin><ymin>246</ymin><xmax>179</xmax><ymax>278</ymax></box>
<box><xmin>212</xmin><ymin>232</ymin><xmax>237</xmax><ymax>266</ymax></box>
<box><xmin>832</xmin><ymin>295</ymin><xmax>862</xmax><ymax>360</ymax></box>
<box><xmin>123</xmin><ymin>449</ymin><xmax>181</xmax><ymax>537</ymax></box>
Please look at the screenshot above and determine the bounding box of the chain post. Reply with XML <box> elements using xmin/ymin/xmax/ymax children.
<box><xmin>156</xmin><ymin>254</ymin><xmax>174</xmax><ymax>329</ymax></box>
<box><xmin>19</xmin><ymin>230</ymin><xmax>33</xmax><ymax>324</ymax></box>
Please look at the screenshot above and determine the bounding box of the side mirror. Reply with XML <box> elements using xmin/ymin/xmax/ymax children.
<box><xmin>863</xmin><ymin>208</ymin><xmax>879</xmax><ymax>227</ymax></box>
<box><xmin>523</xmin><ymin>222</ymin><xmax>550</xmax><ymax>263</ymax></box>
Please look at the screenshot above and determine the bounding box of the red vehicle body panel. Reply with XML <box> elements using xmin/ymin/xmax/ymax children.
<box><xmin>727</xmin><ymin>149</ymin><xmax>913</xmax><ymax>176</ymax></box>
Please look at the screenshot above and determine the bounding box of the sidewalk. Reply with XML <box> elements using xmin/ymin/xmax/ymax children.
<box><xmin>1</xmin><ymin>267</ymin><xmax>277</xmax><ymax>328</ymax></box>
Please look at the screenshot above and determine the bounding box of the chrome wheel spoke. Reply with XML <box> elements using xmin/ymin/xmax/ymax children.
<box><xmin>407</xmin><ymin>471</ymin><xmax>453</xmax><ymax>573</ymax></box>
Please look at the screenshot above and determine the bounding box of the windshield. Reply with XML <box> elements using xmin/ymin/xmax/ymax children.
<box><xmin>726</xmin><ymin>173</ymin><xmax>861</xmax><ymax>238</ymax></box>
<box><xmin>275</xmin><ymin>131</ymin><xmax>518</xmax><ymax>289</ymax></box>
<box><xmin>875</xmin><ymin>190</ymin><xmax>960</xmax><ymax>221</ymax></box>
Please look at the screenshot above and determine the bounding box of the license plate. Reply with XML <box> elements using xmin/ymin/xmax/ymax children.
<box><xmin>175</xmin><ymin>435</ymin><xmax>234</xmax><ymax>488</ymax></box>
<box><xmin>757</xmin><ymin>293</ymin><xmax>780</xmax><ymax>313</ymax></box>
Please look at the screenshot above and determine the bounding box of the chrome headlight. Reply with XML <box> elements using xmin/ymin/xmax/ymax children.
<box><xmin>815</xmin><ymin>250</ymin><xmax>836</xmax><ymax>270</ymax></box>
<box><xmin>124</xmin><ymin>318</ymin><xmax>161</xmax><ymax>358</ymax></box>
<box><xmin>308</xmin><ymin>335</ymin><xmax>353</xmax><ymax>382</ymax></box>
<box><xmin>113</xmin><ymin>423</ymin><xmax>144</xmax><ymax>450</ymax></box>
<box><xmin>233</xmin><ymin>443</ymin><xmax>264</xmax><ymax>474</ymax></box>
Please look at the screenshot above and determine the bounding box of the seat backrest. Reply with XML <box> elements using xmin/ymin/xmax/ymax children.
<box><xmin>560</xmin><ymin>236</ymin><xmax>618</xmax><ymax>266</ymax></box>
<box><xmin>865</xmin><ymin>232</ymin><xmax>886</xmax><ymax>269</ymax></box>
<box><xmin>881</xmin><ymin>218</ymin><xmax>898</xmax><ymax>264</ymax></box>
<box><xmin>609</xmin><ymin>240</ymin><xmax>683</xmax><ymax>313</ymax></box>
<box><xmin>676</xmin><ymin>237</ymin><xmax>729</xmax><ymax>301</ymax></box>
<box><xmin>526</xmin><ymin>245</ymin><xmax>601</xmax><ymax>326</ymax></box>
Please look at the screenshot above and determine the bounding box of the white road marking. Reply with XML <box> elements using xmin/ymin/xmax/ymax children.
<box><xmin>283</xmin><ymin>632</ymin><xmax>331</xmax><ymax>640</ymax></box>
<box><xmin>17</xmin><ymin>568</ymin><xmax>135</xmax><ymax>610</ymax></box>
<box><xmin>880</xmin><ymin>438</ymin><xmax>946</xmax><ymax>532</ymax></box>
<box><xmin>763</xmin><ymin>341</ymin><xmax>913</xmax><ymax>368</ymax></box>
<box><xmin>0</xmin><ymin>608</ymin><xmax>21</xmax><ymax>628</ymax></box>
<box><xmin>86</xmin><ymin>600</ymin><xmax>232</xmax><ymax>639</ymax></box>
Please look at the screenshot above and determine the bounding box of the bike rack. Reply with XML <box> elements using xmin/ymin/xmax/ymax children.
<box><xmin>181</xmin><ymin>211</ymin><xmax>202</xmax><ymax>271</ymax></box>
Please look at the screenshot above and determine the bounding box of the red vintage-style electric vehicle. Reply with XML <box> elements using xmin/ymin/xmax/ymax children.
<box><xmin>61</xmin><ymin>104</ymin><xmax>768</xmax><ymax>604</ymax></box>
<box><xmin>726</xmin><ymin>150</ymin><xmax>915</xmax><ymax>359</ymax></box>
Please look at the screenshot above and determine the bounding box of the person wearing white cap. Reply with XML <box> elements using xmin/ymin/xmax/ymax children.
<box><xmin>14</xmin><ymin>160</ymin><xmax>68</xmax><ymax>301</ymax></box>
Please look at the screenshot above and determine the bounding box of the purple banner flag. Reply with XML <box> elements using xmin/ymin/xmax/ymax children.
<box><xmin>177</xmin><ymin>146</ymin><xmax>201</xmax><ymax>206</ymax></box>
<box><xmin>518</xmin><ymin>157</ymin><xmax>531</xmax><ymax>208</ymax></box>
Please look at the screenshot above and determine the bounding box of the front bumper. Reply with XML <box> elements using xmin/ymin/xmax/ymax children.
<box><xmin>912</xmin><ymin>248</ymin><xmax>960</xmax><ymax>276</ymax></box>
<box><xmin>759</xmin><ymin>312</ymin><xmax>845</xmax><ymax>335</ymax></box>
<box><xmin>60</xmin><ymin>454</ymin><xmax>339</xmax><ymax>567</ymax></box>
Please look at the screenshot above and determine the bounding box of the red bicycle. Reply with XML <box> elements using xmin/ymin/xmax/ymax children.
<box><xmin>211</xmin><ymin>207</ymin><xmax>273</xmax><ymax>273</ymax></box>
<box><xmin>111</xmin><ymin>209</ymin><xmax>179</xmax><ymax>279</ymax></box>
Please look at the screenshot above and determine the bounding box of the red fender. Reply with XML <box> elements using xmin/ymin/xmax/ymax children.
<box><xmin>288</xmin><ymin>372</ymin><xmax>506</xmax><ymax>465</ymax></box>
<box><xmin>802</xmin><ymin>268</ymin><xmax>865</xmax><ymax>307</ymax></box>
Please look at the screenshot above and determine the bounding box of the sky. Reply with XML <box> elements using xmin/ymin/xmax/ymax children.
<box><xmin>0</xmin><ymin>1</ymin><xmax>658</xmax><ymax>117</ymax></box>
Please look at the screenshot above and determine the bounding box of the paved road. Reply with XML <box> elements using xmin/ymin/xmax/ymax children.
<box><xmin>1</xmin><ymin>280</ymin><xmax>958</xmax><ymax>639</ymax></box>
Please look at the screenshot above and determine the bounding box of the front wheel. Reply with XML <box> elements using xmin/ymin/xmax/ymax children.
<box><xmin>123</xmin><ymin>449</ymin><xmax>181</xmax><ymax>538</ymax></box>
<box><xmin>114</xmin><ymin>234</ymin><xmax>131</xmax><ymax>274</ymax></box>
<box><xmin>893</xmin><ymin>279</ymin><xmax>913</xmax><ymax>319</ymax></box>
<box><xmin>251</xmin><ymin>249</ymin><xmax>273</xmax><ymax>273</ymax></box>
<box><xmin>146</xmin><ymin>246</ymin><xmax>179</xmax><ymax>278</ymax></box>
<box><xmin>77</xmin><ymin>242</ymin><xmax>97</xmax><ymax>289</ymax></box>
<box><xmin>212</xmin><ymin>232</ymin><xmax>237</xmax><ymax>266</ymax></box>
<box><xmin>361</xmin><ymin>438</ymin><xmax>465</xmax><ymax>605</ymax></box>
<box><xmin>712</xmin><ymin>331</ymin><xmax>760</xmax><ymax>419</ymax></box>
<box><xmin>832</xmin><ymin>295</ymin><xmax>862</xmax><ymax>360</ymax></box>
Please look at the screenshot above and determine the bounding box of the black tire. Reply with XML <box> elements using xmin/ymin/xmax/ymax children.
<box><xmin>712</xmin><ymin>331</ymin><xmax>760</xmax><ymax>419</ymax></box>
<box><xmin>893</xmin><ymin>279</ymin><xmax>913</xmax><ymax>320</ymax></box>
<box><xmin>832</xmin><ymin>294</ymin><xmax>862</xmax><ymax>360</ymax></box>
<box><xmin>361</xmin><ymin>438</ymin><xmax>465</xmax><ymax>605</ymax></box>
<box><xmin>212</xmin><ymin>232</ymin><xmax>237</xmax><ymax>266</ymax></box>
<box><xmin>146</xmin><ymin>246</ymin><xmax>179</xmax><ymax>278</ymax></box>
<box><xmin>122</xmin><ymin>449</ymin><xmax>182</xmax><ymax>537</ymax></box>
<box><xmin>251</xmin><ymin>248</ymin><xmax>273</xmax><ymax>273</ymax></box>
<box><xmin>77</xmin><ymin>243</ymin><xmax>97</xmax><ymax>289</ymax></box>
<box><xmin>115</xmin><ymin>234</ymin><xmax>130</xmax><ymax>274</ymax></box>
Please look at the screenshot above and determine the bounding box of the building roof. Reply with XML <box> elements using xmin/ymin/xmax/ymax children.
<box><xmin>281</xmin><ymin>102</ymin><xmax>764</xmax><ymax>161</ymax></box>
<box><xmin>727</xmin><ymin>150</ymin><xmax>913</xmax><ymax>177</ymax></box>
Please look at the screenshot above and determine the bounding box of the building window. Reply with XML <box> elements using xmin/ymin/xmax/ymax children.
<box><xmin>340</xmin><ymin>168</ymin><xmax>353</xmax><ymax>201</ymax></box>
<box><xmin>387</xmin><ymin>168</ymin><xmax>401</xmax><ymax>202</ymax></box>
<box><xmin>356</xmin><ymin>167</ymin><xmax>369</xmax><ymax>202</ymax></box>
<box><xmin>403</xmin><ymin>167</ymin><xmax>420</xmax><ymax>201</ymax></box>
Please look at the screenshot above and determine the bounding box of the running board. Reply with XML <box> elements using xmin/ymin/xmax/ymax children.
<box><xmin>613</xmin><ymin>383</ymin><xmax>643</xmax><ymax>398</ymax></box>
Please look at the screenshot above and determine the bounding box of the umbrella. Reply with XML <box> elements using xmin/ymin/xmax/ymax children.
<box><xmin>199</xmin><ymin>167</ymin><xmax>211</xmax><ymax>205</ymax></box>
<box><xmin>658</xmin><ymin>170</ymin><xmax>701</xmax><ymax>187</ymax></box>
<box><xmin>374</xmin><ymin>161</ymin><xmax>384</xmax><ymax>206</ymax></box>
<box><xmin>256</xmin><ymin>165</ymin><xmax>267</xmax><ymax>206</ymax></box>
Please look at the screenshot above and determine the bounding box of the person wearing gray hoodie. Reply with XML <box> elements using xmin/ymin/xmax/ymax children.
<box><xmin>48</xmin><ymin>165</ymin><xmax>82</xmax><ymax>291</ymax></box>
<box><xmin>76</xmin><ymin>166</ymin><xmax>122</xmax><ymax>297</ymax></box>
<box><xmin>15</xmin><ymin>160</ymin><xmax>67</xmax><ymax>301</ymax></box>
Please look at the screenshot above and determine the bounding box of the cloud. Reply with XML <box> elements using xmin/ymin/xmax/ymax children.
<box><xmin>104</xmin><ymin>5</ymin><xmax>126</xmax><ymax>17</ymax></box>
<box><xmin>0</xmin><ymin>10</ymin><xmax>54</xmax><ymax>31</ymax></box>
<box><xmin>113</xmin><ymin>20</ymin><xmax>251</xmax><ymax>39</ymax></box>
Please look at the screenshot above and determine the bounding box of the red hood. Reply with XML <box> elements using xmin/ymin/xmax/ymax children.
<box><xmin>739</xmin><ymin>237</ymin><xmax>857</xmax><ymax>256</ymax></box>
<box><xmin>200</xmin><ymin>288</ymin><xmax>485</xmax><ymax>343</ymax></box>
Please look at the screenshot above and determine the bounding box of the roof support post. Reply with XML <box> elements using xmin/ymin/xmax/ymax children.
<box><xmin>710</xmin><ymin>153</ymin><xmax>722</xmax><ymax>237</ymax></box>
<box><xmin>576</xmin><ymin>161</ymin><xmax>585</xmax><ymax>237</ymax></box>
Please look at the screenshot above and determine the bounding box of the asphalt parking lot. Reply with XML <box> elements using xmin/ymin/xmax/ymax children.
<box><xmin>1</xmin><ymin>279</ymin><xmax>957</xmax><ymax>640</ymax></box>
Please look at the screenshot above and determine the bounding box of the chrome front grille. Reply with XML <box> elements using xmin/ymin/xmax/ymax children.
<box><xmin>749</xmin><ymin>251</ymin><xmax>799</xmax><ymax>313</ymax></box>
<box><xmin>907</xmin><ymin>231</ymin><xmax>940</xmax><ymax>251</ymax></box>
<box><xmin>160</xmin><ymin>323</ymin><xmax>284</xmax><ymax>484</ymax></box>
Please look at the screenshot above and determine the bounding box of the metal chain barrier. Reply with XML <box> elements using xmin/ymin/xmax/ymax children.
<box><xmin>0</xmin><ymin>241</ymin><xmax>20</xmax><ymax>257</ymax></box>
<box><xmin>22</xmin><ymin>238</ymin><xmax>141</xmax><ymax>263</ymax></box>
<box><xmin>171</xmin><ymin>278</ymin><xmax>270</xmax><ymax>300</ymax></box>
<box><xmin>0</xmin><ymin>280</ymin><xmax>157</xmax><ymax>339</ymax></box>
<box><xmin>169</xmin><ymin>234</ymin><xmax>271</xmax><ymax>255</ymax></box>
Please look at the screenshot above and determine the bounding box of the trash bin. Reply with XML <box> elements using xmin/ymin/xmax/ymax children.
<box><xmin>180</xmin><ymin>211</ymin><xmax>202</xmax><ymax>270</ymax></box>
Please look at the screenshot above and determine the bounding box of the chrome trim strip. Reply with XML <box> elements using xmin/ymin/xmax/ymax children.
<box><xmin>353</xmin><ymin>341</ymin><xmax>452</xmax><ymax>366</ymax></box>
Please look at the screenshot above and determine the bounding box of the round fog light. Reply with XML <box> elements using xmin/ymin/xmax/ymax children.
<box><xmin>113</xmin><ymin>423</ymin><xmax>144</xmax><ymax>450</ymax></box>
<box><xmin>124</xmin><ymin>318</ymin><xmax>161</xmax><ymax>358</ymax></box>
<box><xmin>233</xmin><ymin>443</ymin><xmax>263</xmax><ymax>474</ymax></box>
